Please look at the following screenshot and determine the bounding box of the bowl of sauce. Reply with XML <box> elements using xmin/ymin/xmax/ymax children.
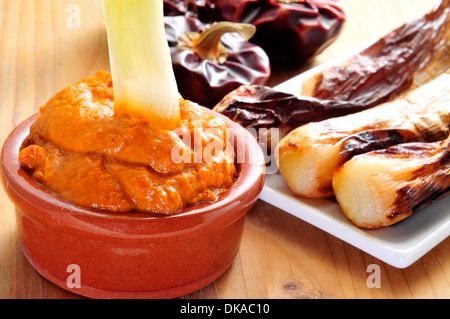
<box><xmin>0</xmin><ymin>71</ymin><xmax>265</xmax><ymax>299</ymax></box>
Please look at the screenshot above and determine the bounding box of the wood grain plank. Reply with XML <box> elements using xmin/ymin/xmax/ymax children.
<box><xmin>0</xmin><ymin>0</ymin><xmax>21</xmax><ymax>300</ymax></box>
<box><xmin>326</xmin><ymin>236</ymin><xmax>358</xmax><ymax>299</ymax></box>
<box><xmin>13</xmin><ymin>0</ymin><xmax>37</xmax><ymax>126</ymax></box>
<box><xmin>212</xmin><ymin>253</ymin><xmax>249</xmax><ymax>299</ymax></box>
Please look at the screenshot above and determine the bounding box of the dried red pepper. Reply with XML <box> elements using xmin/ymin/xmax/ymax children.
<box><xmin>165</xmin><ymin>15</ymin><xmax>271</xmax><ymax>108</ymax></box>
<box><xmin>211</xmin><ymin>0</ymin><xmax>346</xmax><ymax>67</ymax></box>
<box><xmin>163</xmin><ymin>0</ymin><xmax>217</xmax><ymax>22</ymax></box>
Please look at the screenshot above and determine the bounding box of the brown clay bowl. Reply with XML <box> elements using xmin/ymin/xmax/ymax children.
<box><xmin>0</xmin><ymin>110</ymin><xmax>265</xmax><ymax>299</ymax></box>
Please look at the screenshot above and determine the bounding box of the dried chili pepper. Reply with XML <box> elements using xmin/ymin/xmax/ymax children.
<box><xmin>163</xmin><ymin>0</ymin><xmax>217</xmax><ymax>22</ymax></box>
<box><xmin>213</xmin><ymin>85</ymin><xmax>367</xmax><ymax>147</ymax></box>
<box><xmin>165</xmin><ymin>15</ymin><xmax>271</xmax><ymax>108</ymax></box>
<box><xmin>211</xmin><ymin>0</ymin><xmax>346</xmax><ymax>67</ymax></box>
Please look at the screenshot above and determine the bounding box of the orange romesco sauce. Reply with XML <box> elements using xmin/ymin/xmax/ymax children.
<box><xmin>19</xmin><ymin>70</ymin><xmax>236</xmax><ymax>215</ymax></box>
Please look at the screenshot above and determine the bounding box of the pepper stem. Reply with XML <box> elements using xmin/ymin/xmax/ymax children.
<box><xmin>178</xmin><ymin>21</ymin><xmax>256</xmax><ymax>65</ymax></box>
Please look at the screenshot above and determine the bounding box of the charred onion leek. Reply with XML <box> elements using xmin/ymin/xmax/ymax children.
<box><xmin>302</xmin><ymin>0</ymin><xmax>450</xmax><ymax>103</ymax></box>
<box><xmin>275</xmin><ymin>73</ymin><xmax>450</xmax><ymax>199</ymax></box>
<box><xmin>101</xmin><ymin>0</ymin><xmax>180</xmax><ymax>129</ymax></box>
<box><xmin>333</xmin><ymin>136</ymin><xmax>450</xmax><ymax>229</ymax></box>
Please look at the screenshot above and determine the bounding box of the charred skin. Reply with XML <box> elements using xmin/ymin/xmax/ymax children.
<box><xmin>275</xmin><ymin>73</ymin><xmax>450</xmax><ymax>198</ymax></box>
<box><xmin>333</xmin><ymin>137</ymin><xmax>450</xmax><ymax>229</ymax></box>
<box><xmin>302</xmin><ymin>0</ymin><xmax>450</xmax><ymax>102</ymax></box>
<box><xmin>338</xmin><ymin>129</ymin><xmax>420</xmax><ymax>163</ymax></box>
<box><xmin>214</xmin><ymin>1</ymin><xmax>450</xmax><ymax>140</ymax></box>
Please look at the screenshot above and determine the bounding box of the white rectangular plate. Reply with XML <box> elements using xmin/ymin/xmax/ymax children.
<box><xmin>258</xmin><ymin>50</ymin><xmax>450</xmax><ymax>269</ymax></box>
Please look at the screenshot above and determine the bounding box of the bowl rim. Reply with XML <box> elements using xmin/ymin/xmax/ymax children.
<box><xmin>1</xmin><ymin>109</ymin><xmax>266</xmax><ymax>240</ymax></box>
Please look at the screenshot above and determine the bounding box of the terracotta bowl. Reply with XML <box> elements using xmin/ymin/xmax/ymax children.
<box><xmin>0</xmin><ymin>110</ymin><xmax>265</xmax><ymax>299</ymax></box>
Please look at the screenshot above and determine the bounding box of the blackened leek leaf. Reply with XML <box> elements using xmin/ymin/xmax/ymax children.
<box><xmin>302</xmin><ymin>0</ymin><xmax>450</xmax><ymax>103</ymax></box>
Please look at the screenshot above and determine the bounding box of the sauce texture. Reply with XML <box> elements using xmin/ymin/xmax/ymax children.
<box><xmin>19</xmin><ymin>71</ymin><xmax>236</xmax><ymax>215</ymax></box>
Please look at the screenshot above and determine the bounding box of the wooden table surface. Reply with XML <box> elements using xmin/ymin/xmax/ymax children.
<box><xmin>1</xmin><ymin>0</ymin><xmax>449</xmax><ymax>299</ymax></box>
